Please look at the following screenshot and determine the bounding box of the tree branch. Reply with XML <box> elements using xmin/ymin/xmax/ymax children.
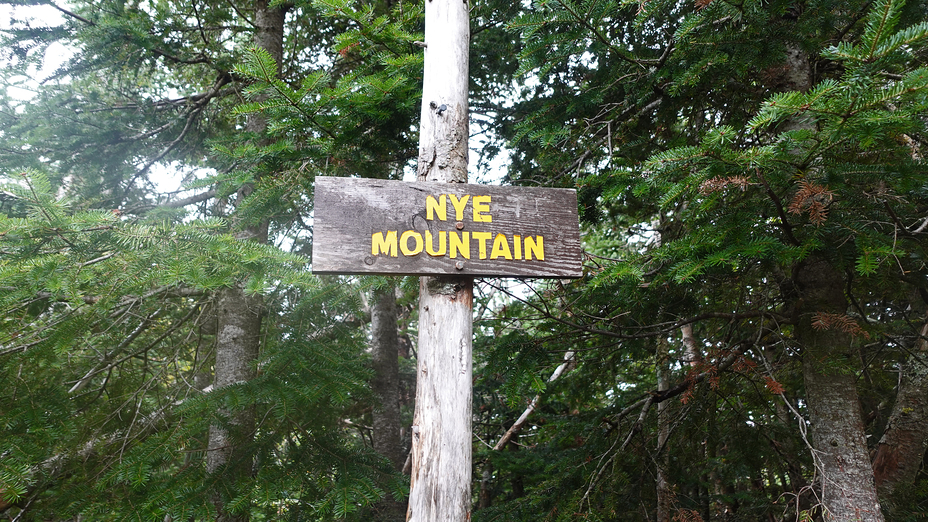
<box><xmin>160</xmin><ymin>188</ymin><xmax>218</xmax><ymax>208</ymax></box>
<box><xmin>492</xmin><ymin>350</ymin><xmax>575</xmax><ymax>451</ymax></box>
<box><xmin>48</xmin><ymin>1</ymin><xmax>96</xmax><ymax>26</ymax></box>
<box><xmin>756</xmin><ymin>169</ymin><xmax>801</xmax><ymax>246</ymax></box>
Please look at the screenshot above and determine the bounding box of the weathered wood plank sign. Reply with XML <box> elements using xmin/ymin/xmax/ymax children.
<box><xmin>312</xmin><ymin>176</ymin><xmax>582</xmax><ymax>278</ymax></box>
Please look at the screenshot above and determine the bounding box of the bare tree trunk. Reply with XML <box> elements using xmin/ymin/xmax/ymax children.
<box><xmin>656</xmin><ymin>337</ymin><xmax>672</xmax><ymax>522</ymax></box>
<box><xmin>796</xmin><ymin>257</ymin><xmax>884</xmax><ymax>522</ymax></box>
<box><xmin>872</xmin><ymin>311</ymin><xmax>928</xmax><ymax>497</ymax></box>
<box><xmin>372</xmin><ymin>287</ymin><xmax>403</xmax><ymax>469</ymax></box>
<box><xmin>207</xmin><ymin>287</ymin><xmax>263</xmax><ymax>522</ymax></box>
<box><xmin>406</xmin><ymin>0</ymin><xmax>472</xmax><ymax>519</ymax></box>
<box><xmin>780</xmin><ymin>43</ymin><xmax>883</xmax><ymax>522</ymax></box>
<box><xmin>206</xmin><ymin>3</ymin><xmax>285</xmax><ymax>521</ymax></box>
<box><xmin>478</xmin><ymin>461</ymin><xmax>493</xmax><ymax>509</ymax></box>
<box><xmin>371</xmin><ymin>286</ymin><xmax>406</xmax><ymax>521</ymax></box>
<box><xmin>408</xmin><ymin>276</ymin><xmax>472</xmax><ymax>521</ymax></box>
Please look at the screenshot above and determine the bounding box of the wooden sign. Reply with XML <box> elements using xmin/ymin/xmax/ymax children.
<box><xmin>312</xmin><ymin>177</ymin><xmax>582</xmax><ymax>278</ymax></box>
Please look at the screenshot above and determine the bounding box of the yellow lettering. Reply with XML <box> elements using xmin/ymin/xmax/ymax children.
<box><xmin>524</xmin><ymin>235</ymin><xmax>544</xmax><ymax>260</ymax></box>
<box><xmin>449</xmin><ymin>194</ymin><xmax>470</xmax><ymax>221</ymax></box>
<box><xmin>490</xmin><ymin>233</ymin><xmax>513</xmax><ymax>260</ymax></box>
<box><xmin>513</xmin><ymin>235</ymin><xmax>522</xmax><ymax>260</ymax></box>
<box><xmin>426</xmin><ymin>195</ymin><xmax>446</xmax><ymax>221</ymax></box>
<box><xmin>372</xmin><ymin>231</ymin><xmax>398</xmax><ymax>257</ymax></box>
<box><xmin>400</xmin><ymin>230</ymin><xmax>424</xmax><ymax>256</ymax></box>
<box><xmin>471</xmin><ymin>232</ymin><xmax>492</xmax><ymax>259</ymax></box>
<box><xmin>472</xmin><ymin>195</ymin><xmax>492</xmax><ymax>223</ymax></box>
<box><xmin>449</xmin><ymin>231</ymin><xmax>470</xmax><ymax>259</ymax></box>
<box><xmin>425</xmin><ymin>230</ymin><xmax>446</xmax><ymax>256</ymax></box>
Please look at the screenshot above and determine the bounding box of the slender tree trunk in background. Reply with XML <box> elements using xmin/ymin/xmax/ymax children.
<box><xmin>704</xmin><ymin>386</ymin><xmax>717</xmax><ymax>521</ymax></box>
<box><xmin>371</xmin><ymin>286</ymin><xmax>406</xmax><ymax>521</ymax></box>
<box><xmin>655</xmin><ymin>338</ymin><xmax>672</xmax><ymax>522</ymax></box>
<box><xmin>207</xmin><ymin>287</ymin><xmax>263</xmax><ymax>522</ymax></box>
<box><xmin>406</xmin><ymin>0</ymin><xmax>472</xmax><ymax>519</ymax></box>
<box><xmin>206</xmin><ymin>3</ymin><xmax>285</xmax><ymax>521</ymax></box>
<box><xmin>508</xmin><ymin>435</ymin><xmax>525</xmax><ymax>499</ymax></box>
<box><xmin>872</xmin><ymin>311</ymin><xmax>928</xmax><ymax>497</ymax></box>
<box><xmin>478</xmin><ymin>461</ymin><xmax>493</xmax><ymax>509</ymax></box>
<box><xmin>773</xmin><ymin>396</ymin><xmax>810</xmax><ymax>502</ymax></box>
<box><xmin>372</xmin><ymin>287</ymin><xmax>403</xmax><ymax>469</ymax></box>
<box><xmin>680</xmin><ymin>325</ymin><xmax>713</xmax><ymax>519</ymax></box>
<box><xmin>796</xmin><ymin>257</ymin><xmax>884</xmax><ymax>522</ymax></box>
<box><xmin>680</xmin><ymin>324</ymin><xmax>699</xmax><ymax>366</ymax></box>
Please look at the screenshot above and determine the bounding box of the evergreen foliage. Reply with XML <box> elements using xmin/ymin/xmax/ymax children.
<box><xmin>0</xmin><ymin>168</ymin><xmax>390</xmax><ymax>519</ymax></box>
<box><xmin>2</xmin><ymin>0</ymin><xmax>928</xmax><ymax>520</ymax></box>
<box><xmin>471</xmin><ymin>0</ymin><xmax>928</xmax><ymax>519</ymax></box>
<box><xmin>1</xmin><ymin>0</ymin><xmax>425</xmax><ymax>519</ymax></box>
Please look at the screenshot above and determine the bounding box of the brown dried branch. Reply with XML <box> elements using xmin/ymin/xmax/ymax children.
<box><xmin>811</xmin><ymin>312</ymin><xmax>871</xmax><ymax>339</ymax></box>
<box><xmin>788</xmin><ymin>180</ymin><xmax>834</xmax><ymax>225</ymax></box>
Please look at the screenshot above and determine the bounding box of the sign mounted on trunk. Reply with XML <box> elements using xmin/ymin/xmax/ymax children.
<box><xmin>312</xmin><ymin>177</ymin><xmax>582</xmax><ymax>278</ymax></box>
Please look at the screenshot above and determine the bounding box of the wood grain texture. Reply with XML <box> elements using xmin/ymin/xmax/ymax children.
<box><xmin>408</xmin><ymin>1</ymin><xmax>474</xmax><ymax>520</ymax></box>
<box><xmin>312</xmin><ymin>177</ymin><xmax>582</xmax><ymax>278</ymax></box>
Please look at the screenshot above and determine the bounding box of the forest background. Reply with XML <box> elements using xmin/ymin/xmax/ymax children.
<box><xmin>2</xmin><ymin>0</ymin><xmax>928</xmax><ymax>521</ymax></box>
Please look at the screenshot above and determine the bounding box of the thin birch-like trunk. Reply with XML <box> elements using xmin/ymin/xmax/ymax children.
<box><xmin>655</xmin><ymin>338</ymin><xmax>672</xmax><ymax>522</ymax></box>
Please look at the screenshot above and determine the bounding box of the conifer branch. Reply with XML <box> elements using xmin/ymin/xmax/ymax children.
<box><xmin>553</xmin><ymin>97</ymin><xmax>662</xmax><ymax>180</ymax></box>
<box><xmin>487</xmin><ymin>280</ymin><xmax>783</xmax><ymax>340</ymax></box>
<box><xmin>162</xmin><ymin>188</ymin><xmax>218</xmax><ymax>208</ymax></box>
<box><xmin>48</xmin><ymin>1</ymin><xmax>96</xmax><ymax>27</ymax></box>
<box><xmin>122</xmin><ymin>73</ymin><xmax>231</xmax><ymax>200</ymax></box>
<box><xmin>756</xmin><ymin>170</ymin><xmax>801</xmax><ymax>246</ymax></box>
<box><xmin>552</xmin><ymin>0</ymin><xmax>650</xmax><ymax>68</ymax></box>
<box><xmin>69</xmin><ymin>308</ymin><xmax>163</xmax><ymax>394</ymax></box>
<box><xmin>579</xmin><ymin>345</ymin><xmax>745</xmax><ymax>511</ymax></box>
<box><xmin>580</xmin><ymin>396</ymin><xmax>653</xmax><ymax>511</ymax></box>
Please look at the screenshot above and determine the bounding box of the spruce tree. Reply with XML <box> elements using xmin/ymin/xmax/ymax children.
<box><xmin>473</xmin><ymin>0</ymin><xmax>928</xmax><ymax>519</ymax></box>
<box><xmin>1</xmin><ymin>0</ymin><xmax>425</xmax><ymax>519</ymax></box>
